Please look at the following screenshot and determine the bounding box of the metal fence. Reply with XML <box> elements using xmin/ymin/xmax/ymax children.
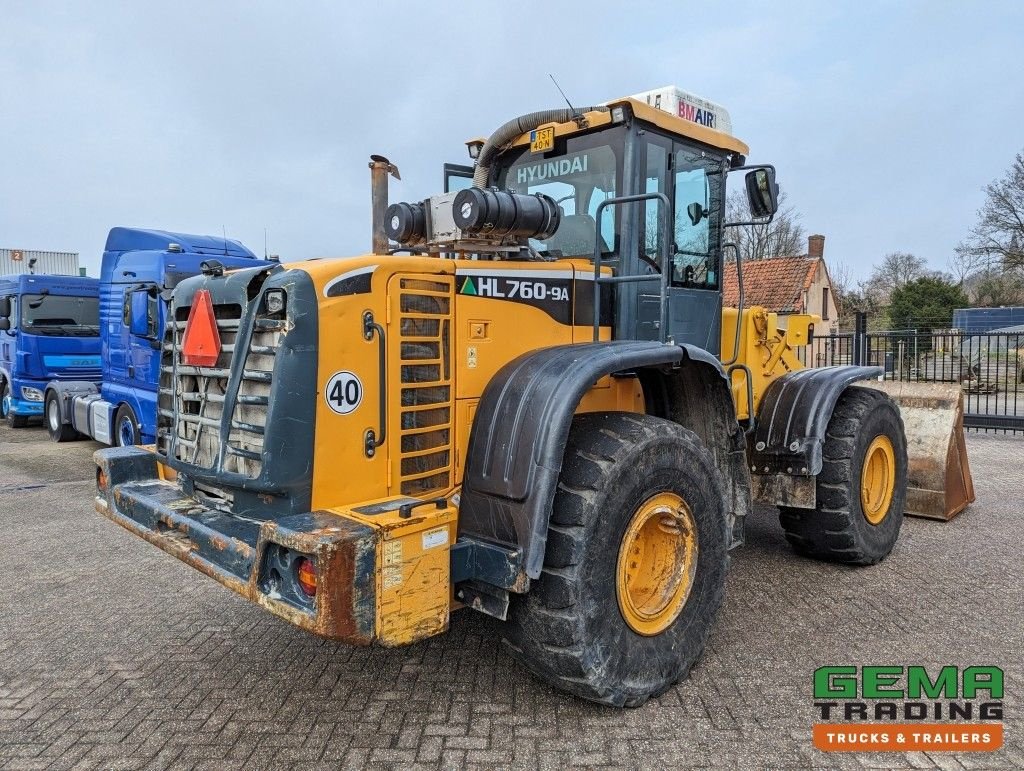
<box><xmin>808</xmin><ymin>326</ymin><xmax>1024</xmax><ymax>433</ymax></box>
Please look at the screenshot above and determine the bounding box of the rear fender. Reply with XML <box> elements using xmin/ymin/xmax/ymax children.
<box><xmin>458</xmin><ymin>341</ymin><xmax>750</xmax><ymax>586</ymax></box>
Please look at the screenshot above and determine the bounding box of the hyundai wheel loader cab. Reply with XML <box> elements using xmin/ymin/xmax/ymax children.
<box><xmin>94</xmin><ymin>87</ymin><xmax>918</xmax><ymax>709</ymax></box>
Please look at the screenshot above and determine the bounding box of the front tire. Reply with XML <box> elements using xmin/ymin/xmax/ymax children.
<box><xmin>503</xmin><ymin>412</ymin><xmax>729</xmax><ymax>707</ymax></box>
<box><xmin>3</xmin><ymin>381</ymin><xmax>28</xmax><ymax>428</ymax></box>
<box><xmin>114</xmin><ymin>404</ymin><xmax>140</xmax><ymax>446</ymax></box>
<box><xmin>779</xmin><ymin>386</ymin><xmax>907</xmax><ymax>565</ymax></box>
<box><xmin>45</xmin><ymin>390</ymin><xmax>78</xmax><ymax>442</ymax></box>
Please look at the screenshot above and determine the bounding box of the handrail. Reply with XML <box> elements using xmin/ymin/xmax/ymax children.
<box><xmin>362</xmin><ymin>310</ymin><xmax>386</xmax><ymax>457</ymax></box>
<box><xmin>591</xmin><ymin>192</ymin><xmax>673</xmax><ymax>342</ymax></box>
<box><xmin>721</xmin><ymin>242</ymin><xmax>743</xmax><ymax>366</ymax></box>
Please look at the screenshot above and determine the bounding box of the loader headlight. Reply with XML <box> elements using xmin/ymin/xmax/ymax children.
<box><xmin>21</xmin><ymin>386</ymin><xmax>44</xmax><ymax>402</ymax></box>
<box><xmin>263</xmin><ymin>289</ymin><xmax>286</xmax><ymax>316</ymax></box>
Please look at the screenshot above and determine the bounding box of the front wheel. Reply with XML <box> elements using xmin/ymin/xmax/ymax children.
<box><xmin>779</xmin><ymin>386</ymin><xmax>907</xmax><ymax>565</ymax></box>
<box><xmin>45</xmin><ymin>391</ymin><xmax>78</xmax><ymax>442</ymax></box>
<box><xmin>503</xmin><ymin>412</ymin><xmax>729</xmax><ymax>707</ymax></box>
<box><xmin>3</xmin><ymin>381</ymin><xmax>29</xmax><ymax>428</ymax></box>
<box><xmin>114</xmin><ymin>404</ymin><xmax>140</xmax><ymax>447</ymax></box>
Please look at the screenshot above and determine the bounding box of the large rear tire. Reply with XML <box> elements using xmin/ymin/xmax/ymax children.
<box><xmin>779</xmin><ymin>386</ymin><xmax>907</xmax><ymax>565</ymax></box>
<box><xmin>45</xmin><ymin>390</ymin><xmax>78</xmax><ymax>442</ymax></box>
<box><xmin>503</xmin><ymin>412</ymin><xmax>728</xmax><ymax>707</ymax></box>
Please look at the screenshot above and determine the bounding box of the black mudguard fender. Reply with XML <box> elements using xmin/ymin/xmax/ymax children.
<box><xmin>458</xmin><ymin>341</ymin><xmax>751</xmax><ymax>585</ymax></box>
<box><xmin>749</xmin><ymin>365</ymin><xmax>883</xmax><ymax>476</ymax></box>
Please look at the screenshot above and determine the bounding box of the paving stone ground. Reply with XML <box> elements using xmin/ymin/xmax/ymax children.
<box><xmin>0</xmin><ymin>422</ymin><xmax>1021</xmax><ymax>770</ymax></box>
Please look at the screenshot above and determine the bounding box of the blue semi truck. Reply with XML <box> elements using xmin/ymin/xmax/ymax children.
<box><xmin>44</xmin><ymin>227</ymin><xmax>264</xmax><ymax>445</ymax></box>
<box><xmin>0</xmin><ymin>274</ymin><xmax>102</xmax><ymax>427</ymax></box>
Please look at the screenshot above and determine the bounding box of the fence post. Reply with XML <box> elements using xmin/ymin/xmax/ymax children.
<box><xmin>853</xmin><ymin>311</ymin><xmax>867</xmax><ymax>366</ymax></box>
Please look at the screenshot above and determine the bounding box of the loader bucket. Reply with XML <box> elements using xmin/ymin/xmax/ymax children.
<box><xmin>867</xmin><ymin>381</ymin><xmax>975</xmax><ymax>520</ymax></box>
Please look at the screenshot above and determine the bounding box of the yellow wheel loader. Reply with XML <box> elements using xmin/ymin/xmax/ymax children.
<box><xmin>94</xmin><ymin>86</ymin><xmax>972</xmax><ymax>707</ymax></box>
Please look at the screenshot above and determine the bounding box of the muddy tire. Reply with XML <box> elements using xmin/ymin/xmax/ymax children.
<box><xmin>503</xmin><ymin>412</ymin><xmax>728</xmax><ymax>707</ymax></box>
<box><xmin>45</xmin><ymin>390</ymin><xmax>78</xmax><ymax>442</ymax></box>
<box><xmin>779</xmin><ymin>386</ymin><xmax>907</xmax><ymax>565</ymax></box>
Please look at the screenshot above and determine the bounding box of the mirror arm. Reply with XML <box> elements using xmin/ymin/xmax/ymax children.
<box><xmin>723</xmin><ymin>213</ymin><xmax>775</xmax><ymax>229</ymax></box>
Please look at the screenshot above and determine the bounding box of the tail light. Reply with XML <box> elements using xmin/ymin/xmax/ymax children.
<box><xmin>296</xmin><ymin>557</ymin><xmax>317</xmax><ymax>597</ymax></box>
<box><xmin>96</xmin><ymin>467</ymin><xmax>108</xmax><ymax>493</ymax></box>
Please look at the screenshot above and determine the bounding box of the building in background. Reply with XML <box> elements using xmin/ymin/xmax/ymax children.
<box><xmin>722</xmin><ymin>234</ymin><xmax>838</xmax><ymax>336</ymax></box>
<box><xmin>952</xmin><ymin>306</ymin><xmax>1024</xmax><ymax>334</ymax></box>
<box><xmin>1</xmin><ymin>248</ymin><xmax>80</xmax><ymax>277</ymax></box>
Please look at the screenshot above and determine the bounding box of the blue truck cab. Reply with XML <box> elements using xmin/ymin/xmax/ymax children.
<box><xmin>45</xmin><ymin>227</ymin><xmax>263</xmax><ymax>445</ymax></box>
<box><xmin>0</xmin><ymin>274</ymin><xmax>101</xmax><ymax>427</ymax></box>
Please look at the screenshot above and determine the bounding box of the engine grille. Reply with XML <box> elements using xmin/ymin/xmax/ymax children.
<box><xmin>392</xmin><ymin>276</ymin><xmax>453</xmax><ymax>497</ymax></box>
<box><xmin>157</xmin><ymin>302</ymin><xmax>283</xmax><ymax>478</ymax></box>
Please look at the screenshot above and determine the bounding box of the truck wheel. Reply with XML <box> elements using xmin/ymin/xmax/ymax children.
<box><xmin>45</xmin><ymin>391</ymin><xmax>78</xmax><ymax>442</ymax></box>
<box><xmin>3</xmin><ymin>382</ymin><xmax>28</xmax><ymax>428</ymax></box>
<box><xmin>779</xmin><ymin>387</ymin><xmax>907</xmax><ymax>565</ymax></box>
<box><xmin>503</xmin><ymin>412</ymin><xmax>728</xmax><ymax>707</ymax></box>
<box><xmin>114</xmin><ymin>404</ymin><xmax>140</xmax><ymax>446</ymax></box>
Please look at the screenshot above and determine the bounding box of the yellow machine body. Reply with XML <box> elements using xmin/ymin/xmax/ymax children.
<box><xmin>93</xmin><ymin>92</ymin><xmax>971</xmax><ymax>654</ymax></box>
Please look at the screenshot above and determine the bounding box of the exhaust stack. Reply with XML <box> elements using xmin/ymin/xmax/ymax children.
<box><xmin>369</xmin><ymin>155</ymin><xmax>400</xmax><ymax>255</ymax></box>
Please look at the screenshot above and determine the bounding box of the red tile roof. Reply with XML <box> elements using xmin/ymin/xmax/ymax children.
<box><xmin>722</xmin><ymin>257</ymin><xmax>820</xmax><ymax>313</ymax></box>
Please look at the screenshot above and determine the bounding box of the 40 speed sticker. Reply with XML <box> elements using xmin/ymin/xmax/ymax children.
<box><xmin>324</xmin><ymin>371</ymin><xmax>363</xmax><ymax>414</ymax></box>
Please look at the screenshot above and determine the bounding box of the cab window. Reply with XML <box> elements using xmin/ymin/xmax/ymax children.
<box><xmin>639</xmin><ymin>136</ymin><xmax>723</xmax><ymax>289</ymax></box>
<box><xmin>673</xmin><ymin>152</ymin><xmax>714</xmax><ymax>287</ymax></box>
<box><xmin>495</xmin><ymin>128</ymin><xmax>624</xmax><ymax>259</ymax></box>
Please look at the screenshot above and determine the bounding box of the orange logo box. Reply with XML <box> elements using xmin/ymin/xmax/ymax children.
<box><xmin>813</xmin><ymin>724</ymin><xmax>1003</xmax><ymax>752</ymax></box>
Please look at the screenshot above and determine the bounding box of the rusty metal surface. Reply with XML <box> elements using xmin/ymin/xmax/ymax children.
<box><xmin>95</xmin><ymin>447</ymin><xmax>379</xmax><ymax>644</ymax></box>
<box><xmin>868</xmin><ymin>381</ymin><xmax>977</xmax><ymax>520</ymax></box>
<box><xmin>750</xmin><ymin>473</ymin><xmax>815</xmax><ymax>509</ymax></box>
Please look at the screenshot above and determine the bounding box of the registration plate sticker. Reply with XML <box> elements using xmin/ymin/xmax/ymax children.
<box><xmin>530</xmin><ymin>126</ymin><xmax>554</xmax><ymax>154</ymax></box>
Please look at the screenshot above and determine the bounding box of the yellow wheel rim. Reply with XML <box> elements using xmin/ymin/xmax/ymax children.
<box><xmin>861</xmin><ymin>435</ymin><xmax>896</xmax><ymax>525</ymax></box>
<box><xmin>616</xmin><ymin>492</ymin><xmax>698</xmax><ymax>636</ymax></box>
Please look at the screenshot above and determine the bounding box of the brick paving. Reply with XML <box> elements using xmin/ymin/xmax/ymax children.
<box><xmin>0</xmin><ymin>423</ymin><xmax>1021</xmax><ymax>769</ymax></box>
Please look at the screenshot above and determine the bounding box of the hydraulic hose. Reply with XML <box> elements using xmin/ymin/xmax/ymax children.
<box><xmin>472</xmin><ymin>107</ymin><xmax>609</xmax><ymax>188</ymax></box>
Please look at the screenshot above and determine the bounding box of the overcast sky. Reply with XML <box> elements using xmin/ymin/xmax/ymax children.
<box><xmin>2</xmin><ymin>1</ymin><xmax>1022</xmax><ymax>281</ymax></box>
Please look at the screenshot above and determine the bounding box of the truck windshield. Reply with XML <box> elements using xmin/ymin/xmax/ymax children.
<box><xmin>494</xmin><ymin>128</ymin><xmax>623</xmax><ymax>259</ymax></box>
<box><xmin>20</xmin><ymin>294</ymin><xmax>100</xmax><ymax>336</ymax></box>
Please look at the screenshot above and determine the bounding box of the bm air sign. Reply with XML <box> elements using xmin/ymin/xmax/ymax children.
<box><xmin>677</xmin><ymin>100</ymin><xmax>718</xmax><ymax>129</ymax></box>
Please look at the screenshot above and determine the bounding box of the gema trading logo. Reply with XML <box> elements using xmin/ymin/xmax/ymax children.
<box><xmin>812</xmin><ymin>666</ymin><xmax>1004</xmax><ymax>752</ymax></box>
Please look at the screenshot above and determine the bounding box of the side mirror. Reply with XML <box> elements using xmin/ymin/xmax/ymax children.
<box><xmin>0</xmin><ymin>318</ymin><xmax>9</xmax><ymax>332</ymax></box>
<box><xmin>129</xmin><ymin>290</ymin><xmax>151</xmax><ymax>337</ymax></box>
<box><xmin>745</xmin><ymin>167</ymin><xmax>778</xmax><ymax>219</ymax></box>
<box><xmin>0</xmin><ymin>297</ymin><xmax>10</xmax><ymax>318</ymax></box>
<box><xmin>686</xmin><ymin>202</ymin><xmax>705</xmax><ymax>227</ymax></box>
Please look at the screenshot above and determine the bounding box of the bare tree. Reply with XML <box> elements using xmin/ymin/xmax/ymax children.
<box><xmin>957</xmin><ymin>151</ymin><xmax>1024</xmax><ymax>269</ymax></box>
<box><xmin>862</xmin><ymin>251</ymin><xmax>928</xmax><ymax>304</ymax></box>
<box><xmin>724</xmin><ymin>190</ymin><xmax>805</xmax><ymax>261</ymax></box>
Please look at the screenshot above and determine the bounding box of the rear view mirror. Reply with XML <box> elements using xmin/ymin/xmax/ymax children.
<box><xmin>745</xmin><ymin>167</ymin><xmax>778</xmax><ymax>219</ymax></box>
<box><xmin>686</xmin><ymin>202</ymin><xmax>705</xmax><ymax>227</ymax></box>
<box><xmin>0</xmin><ymin>297</ymin><xmax>10</xmax><ymax>318</ymax></box>
<box><xmin>129</xmin><ymin>290</ymin><xmax>151</xmax><ymax>337</ymax></box>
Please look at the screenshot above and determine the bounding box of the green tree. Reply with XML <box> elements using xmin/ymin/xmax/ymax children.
<box><xmin>889</xmin><ymin>276</ymin><xmax>968</xmax><ymax>348</ymax></box>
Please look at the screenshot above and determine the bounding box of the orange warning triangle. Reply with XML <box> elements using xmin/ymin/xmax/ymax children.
<box><xmin>181</xmin><ymin>289</ymin><xmax>221</xmax><ymax>367</ymax></box>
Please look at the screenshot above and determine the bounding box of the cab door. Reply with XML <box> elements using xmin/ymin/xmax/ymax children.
<box><xmin>634</xmin><ymin>133</ymin><xmax>725</xmax><ymax>352</ymax></box>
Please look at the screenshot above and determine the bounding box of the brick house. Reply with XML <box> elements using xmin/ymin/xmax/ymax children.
<box><xmin>722</xmin><ymin>234</ymin><xmax>839</xmax><ymax>336</ymax></box>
